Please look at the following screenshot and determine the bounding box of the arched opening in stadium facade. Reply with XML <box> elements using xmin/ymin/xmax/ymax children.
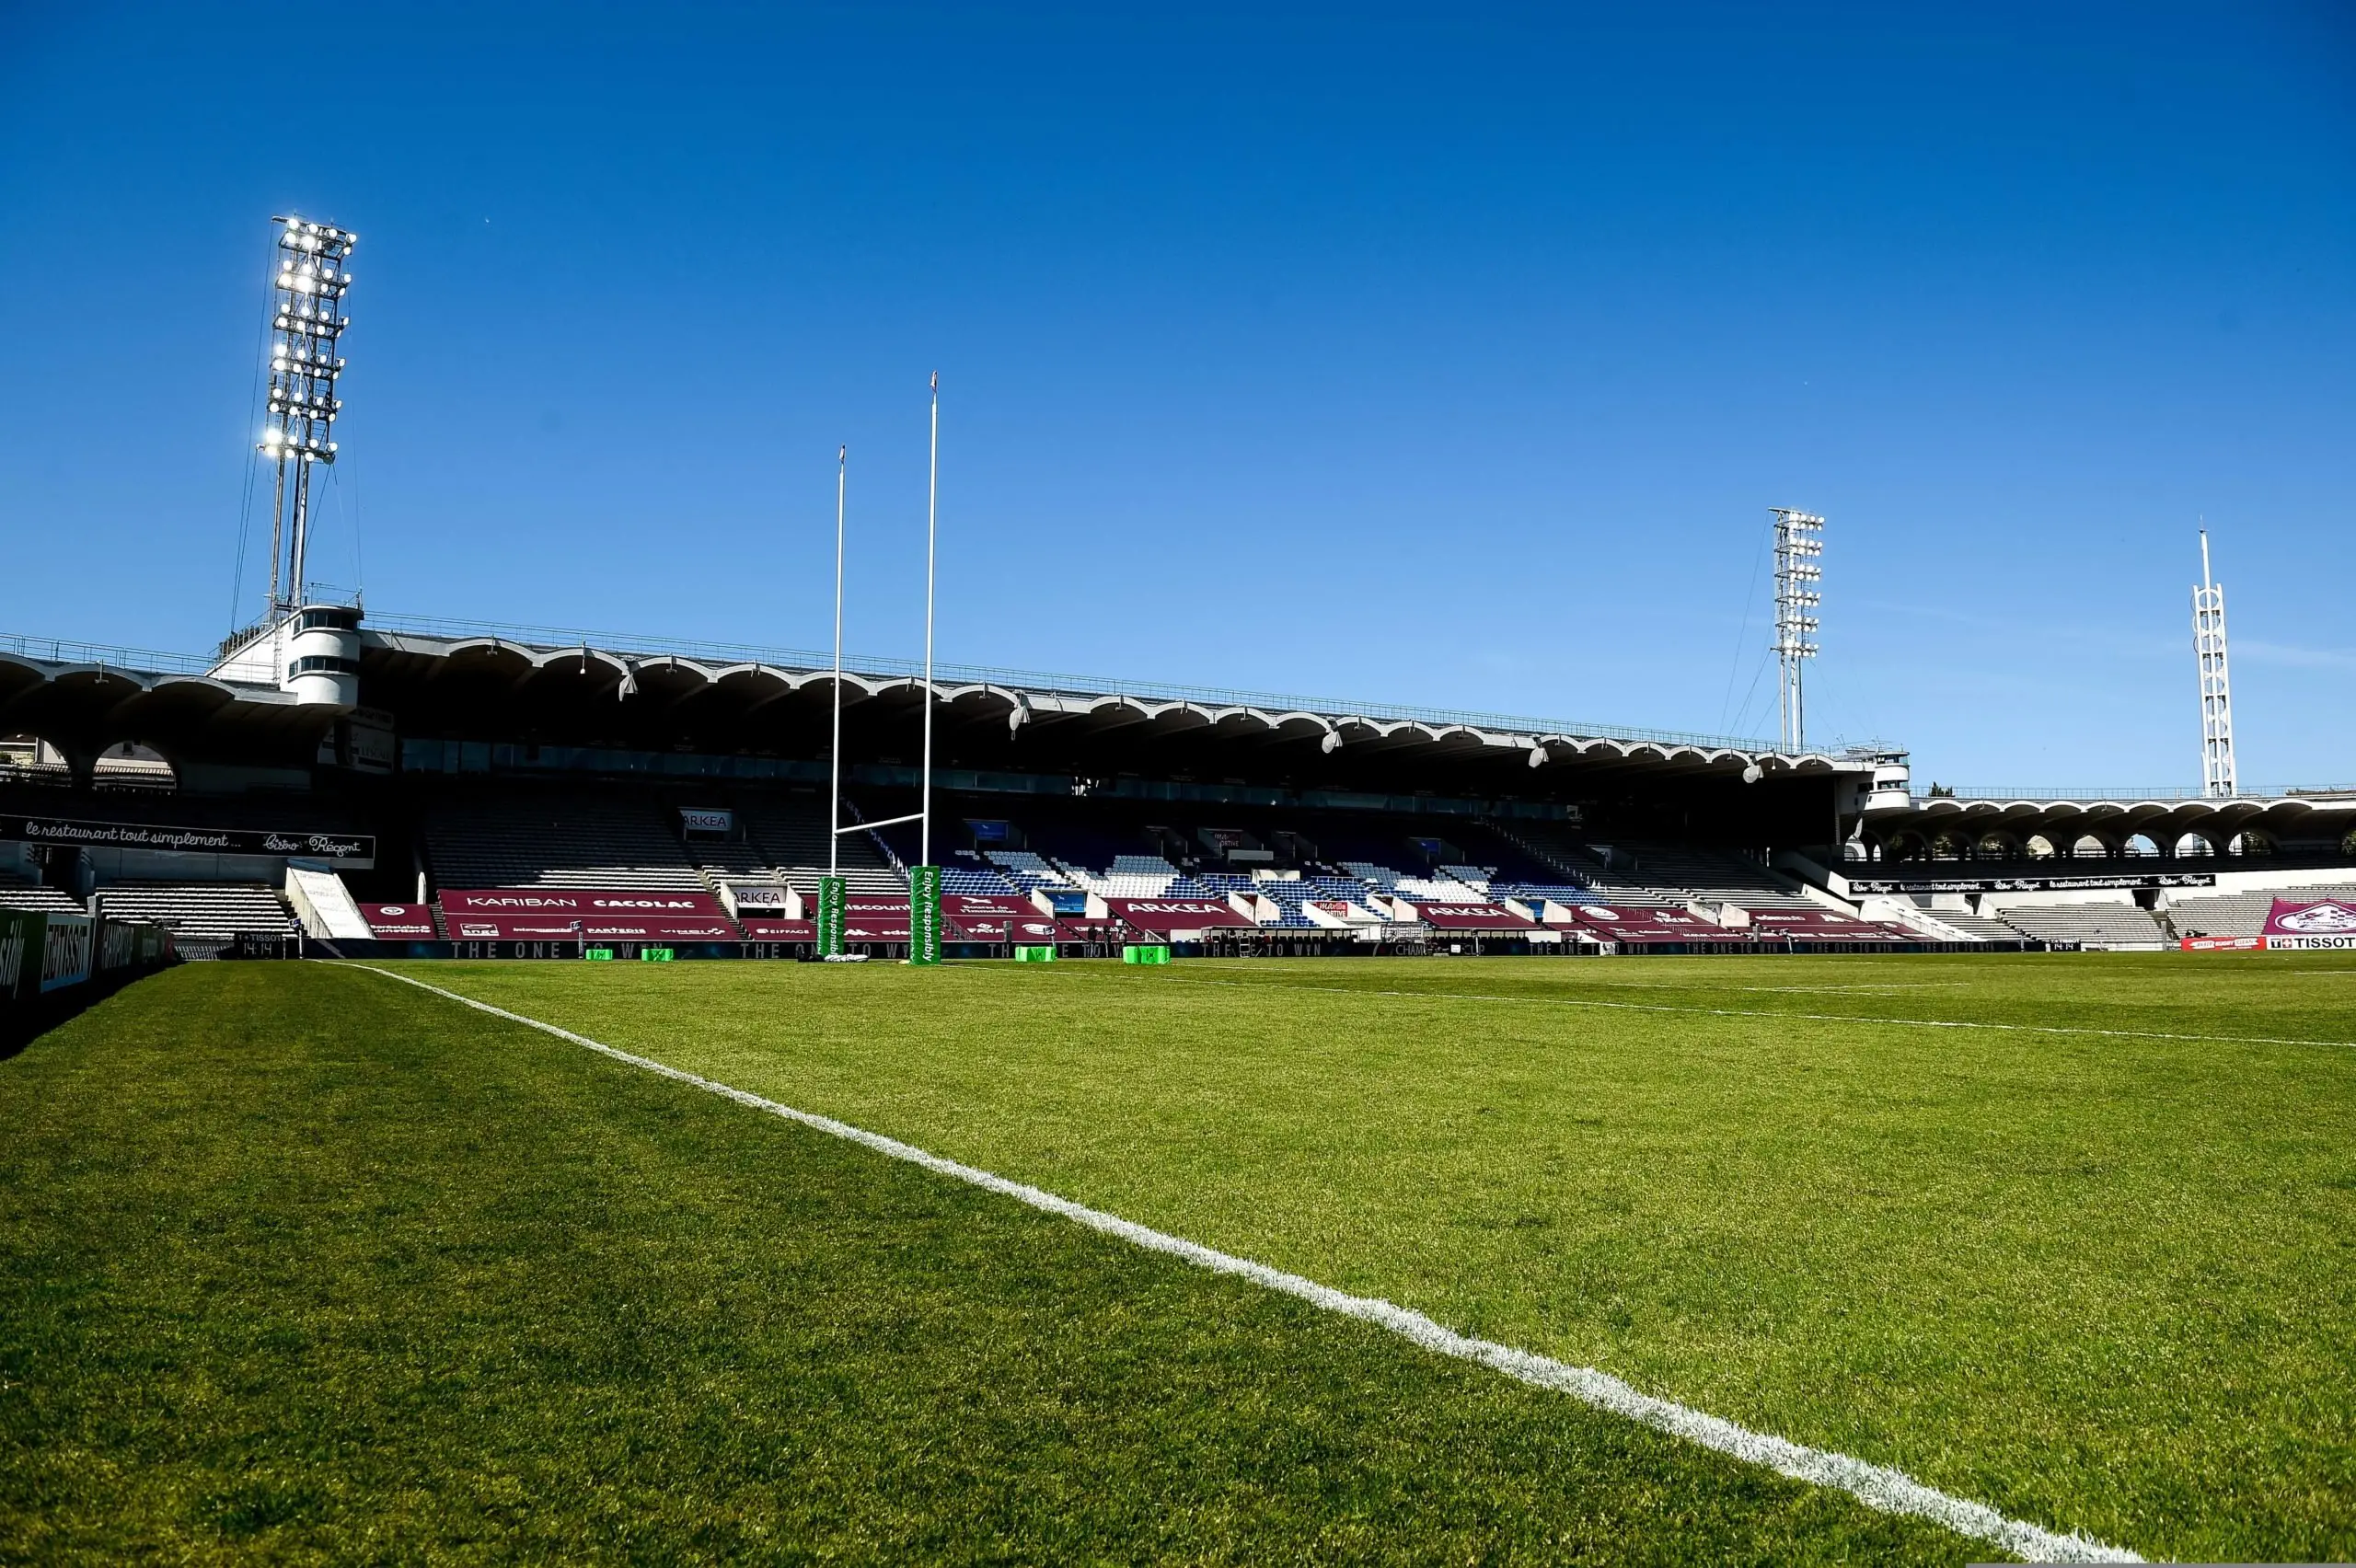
<box><xmin>2070</xmin><ymin>833</ymin><xmax>2113</xmax><ymax>859</ymax></box>
<box><xmin>2229</xmin><ymin>830</ymin><xmax>2276</xmax><ymax>858</ymax></box>
<box><xmin>2174</xmin><ymin>831</ymin><xmax>2218</xmax><ymax>859</ymax></box>
<box><xmin>1841</xmin><ymin>836</ymin><xmax>1875</xmax><ymax>862</ymax></box>
<box><xmin>92</xmin><ymin>741</ymin><xmax>178</xmax><ymax>792</ymax></box>
<box><xmin>1929</xmin><ymin>830</ymin><xmax>1972</xmax><ymax>860</ymax></box>
<box><xmin>2024</xmin><ymin>834</ymin><xmax>2059</xmax><ymax>859</ymax></box>
<box><xmin>1973</xmin><ymin>831</ymin><xmax>2020</xmax><ymax>860</ymax></box>
<box><xmin>0</xmin><ymin>732</ymin><xmax>70</xmax><ymax>782</ymax></box>
<box><xmin>2343</xmin><ymin>826</ymin><xmax>2356</xmax><ymax>859</ymax></box>
<box><xmin>2121</xmin><ymin>833</ymin><xmax>2162</xmax><ymax>859</ymax></box>
<box><xmin>1882</xmin><ymin>829</ymin><xmax>1929</xmax><ymax>862</ymax></box>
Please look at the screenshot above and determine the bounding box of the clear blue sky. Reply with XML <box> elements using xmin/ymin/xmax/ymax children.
<box><xmin>3</xmin><ymin>2</ymin><xmax>2350</xmax><ymax>787</ymax></box>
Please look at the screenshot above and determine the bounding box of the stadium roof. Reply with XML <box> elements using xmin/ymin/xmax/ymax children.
<box><xmin>1864</xmin><ymin>787</ymin><xmax>2356</xmax><ymax>855</ymax></box>
<box><xmin>0</xmin><ymin>616</ymin><xmax>1880</xmax><ymax>807</ymax></box>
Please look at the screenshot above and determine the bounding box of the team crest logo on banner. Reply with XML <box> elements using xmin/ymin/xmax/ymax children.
<box><xmin>2274</xmin><ymin>900</ymin><xmax>2356</xmax><ymax>934</ymax></box>
<box><xmin>2264</xmin><ymin>898</ymin><xmax>2356</xmax><ymax>950</ymax></box>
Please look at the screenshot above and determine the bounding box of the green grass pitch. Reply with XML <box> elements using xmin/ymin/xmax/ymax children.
<box><xmin>3</xmin><ymin>951</ymin><xmax>2352</xmax><ymax>1562</ymax></box>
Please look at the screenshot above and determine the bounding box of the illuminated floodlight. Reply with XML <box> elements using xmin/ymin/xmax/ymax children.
<box><xmin>256</xmin><ymin>213</ymin><xmax>357</xmax><ymax>613</ymax></box>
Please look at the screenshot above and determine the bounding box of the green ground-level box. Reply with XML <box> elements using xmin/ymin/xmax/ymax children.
<box><xmin>583</xmin><ymin>948</ymin><xmax>616</xmax><ymax>961</ymax></box>
<box><xmin>1014</xmin><ymin>945</ymin><xmax>1057</xmax><ymax>963</ymax></box>
<box><xmin>639</xmin><ymin>949</ymin><xmax>675</xmax><ymax>963</ymax></box>
<box><xmin>1122</xmin><ymin>944</ymin><xmax>1172</xmax><ymax>964</ymax></box>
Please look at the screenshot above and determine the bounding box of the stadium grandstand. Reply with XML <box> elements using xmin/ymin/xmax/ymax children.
<box><xmin>4</xmin><ymin>609</ymin><xmax>2350</xmax><ymax>958</ymax></box>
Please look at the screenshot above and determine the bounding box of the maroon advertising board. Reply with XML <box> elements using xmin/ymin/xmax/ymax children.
<box><xmin>1569</xmin><ymin>905</ymin><xmax>1725</xmax><ymax>942</ymax></box>
<box><xmin>941</xmin><ymin>893</ymin><xmax>1045</xmax><ymax>940</ymax></box>
<box><xmin>1744</xmin><ymin>908</ymin><xmax>1906</xmax><ymax>941</ymax></box>
<box><xmin>444</xmin><ymin>915</ymin><xmax>743</xmax><ymax>940</ymax></box>
<box><xmin>359</xmin><ymin>903</ymin><xmax>438</xmax><ymax>938</ymax></box>
<box><xmin>1103</xmin><ymin>897</ymin><xmax>1253</xmax><ymax>934</ymax></box>
<box><xmin>944</xmin><ymin>894</ymin><xmax>1034</xmax><ymax>918</ymax></box>
<box><xmin>842</xmin><ymin>897</ymin><xmax>912</xmax><ymax>942</ymax></box>
<box><xmin>1402</xmin><ymin>901</ymin><xmax>1535</xmax><ymax>930</ymax></box>
<box><xmin>437</xmin><ymin>889</ymin><xmax>741</xmax><ymax>940</ymax></box>
<box><xmin>441</xmin><ymin>888</ymin><xmax>730</xmax><ymax>917</ymax></box>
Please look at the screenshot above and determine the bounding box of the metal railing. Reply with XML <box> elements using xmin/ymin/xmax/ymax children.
<box><xmin>0</xmin><ymin>633</ymin><xmax>214</xmax><ymax>676</ymax></box>
<box><xmin>1926</xmin><ymin>784</ymin><xmax>2356</xmax><ymax>803</ymax></box>
<box><xmin>361</xmin><ymin>609</ymin><xmax>1797</xmax><ymax>753</ymax></box>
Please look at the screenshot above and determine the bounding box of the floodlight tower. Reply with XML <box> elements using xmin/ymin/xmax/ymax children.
<box><xmin>259</xmin><ymin>215</ymin><xmax>357</xmax><ymax>615</ymax></box>
<box><xmin>2193</xmin><ymin>527</ymin><xmax>2238</xmax><ymax>798</ymax></box>
<box><xmin>1770</xmin><ymin>508</ymin><xmax>1824</xmax><ymax>752</ymax></box>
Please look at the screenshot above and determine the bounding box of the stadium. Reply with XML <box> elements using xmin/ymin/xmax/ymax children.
<box><xmin>6</xmin><ymin>28</ymin><xmax>2356</xmax><ymax>1564</ymax></box>
<box><xmin>5</xmin><ymin>594</ymin><xmax>2352</xmax><ymax>962</ymax></box>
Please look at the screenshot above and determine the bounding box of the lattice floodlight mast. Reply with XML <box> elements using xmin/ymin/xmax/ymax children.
<box><xmin>260</xmin><ymin>215</ymin><xmax>356</xmax><ymax>615</ymax></box>
<box><xmin>1769</xmin><ymin>508</ymin><xmax>1824</xmax><ymax>752</ymax></box>
<box><xmin>2193</xmin><ymin>527</ymin><xmax>2237</xmax><ymax>799</ymax></box>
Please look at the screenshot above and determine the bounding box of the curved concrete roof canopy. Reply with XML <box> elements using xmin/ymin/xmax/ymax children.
<box><xmin>0</xmin><ymin>624</ymin><xmax>1872</xmax><ymax>811</ymax></box>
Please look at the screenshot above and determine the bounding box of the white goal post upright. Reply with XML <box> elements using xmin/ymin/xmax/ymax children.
<box><xmin>910</xmin><ymin>372</ymin><xmax>943</xmax><ymax>965</ymax></box>
<box><xmin>820</xmin><ymin>375</ymin><xmax>944</xmax><ymax>963</ymax></box>
<box><xmin>819</xmin><ymin>444</ymin><xmax>850</xmax><ymax>957</ymax></box>
<box><xmin>829</xmin><ymin>444</ymin><xmax>847</xmax><ymax>881</ymax></box>
<box><xmin>921</xmin><ymin>371</ymin><xmax>939</xmax><ymax>871</ymax></box>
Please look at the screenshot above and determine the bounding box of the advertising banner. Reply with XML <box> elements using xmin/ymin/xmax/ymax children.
<box><xmin>943</xmin><ymin>894</ymin><xmax>1033</xmax><ymax>919</ymax></box>
<box><xmin>816</xmin><ymin>875</ymin><xmax>847</xmax><ymax>957</ymax></box>
<box><xmin>2179</xmin><ymin>934</ymin><xmax>2265</xmax><ymax>952</ymax></box>
<box><xmin>98</xmin><ymin>920</ymin><xmax>142</xmax><ymax>972</ymax></box>
<box><xmin>0</xmin><ymin>909</ymin><xmax>40</xmax><ymax>1002</ymax></box>
<box><xmin>0</xmin><ymin>814</ymin><xmax>375</xmax><ymax>866</ymax></box>
<box><xmin>360</xmin><ymin>904</ymin><xmax>439</xmax><ymax>938</ymax></box>
<box><xmin>908</xmin><ymin>865</ymin><xmax>943</xmax><ymax>965</ymax></box>
<box><xmin>679</xmin><ymin>808</ymin><xmax>734</xmax><ymax>836</ymax></box>
<box><xmin>1400</xmin><ymin>902</ymin><xmax>1536</xmax><ymax>930</ymax></box>
<box><xmin>40</xmin><ymin>913</ymin><xmax>95</xmax><ymax>994</ymax></box>
<box><xmin>1103</xmin><ymin>898</ymin><xmax>1253</xmax><ymax>934</ymax></box>
<box><xmin>2261</xmin><ymin>897</ymin><xmax>2356</xmax><ymax>951</ymax></box>
<box><xmin>444</xmin><ymin>916</ymin><xmax>737</xmax><ymax>940</ymax></box>
<box><xmin>721</xmin><ymin>880</ymin><xmax>796</xmax><ymax>917</ymax></box>
<box><xmin>441</xmin><ymin>889</ymin><xmax>727</xmax><ymax>917</ymax></box>
<box><xmin>941</xmin><ymin>893</ymin><xmax>1031</xmax><ymax>940</ymax></box>
<box><xmin>1744</xmin><ymin>908</ymin><xmax>1906</xmax><ymax>942</ymax></box>
<box><xmin>1746</xmin><ymin>908</ymin><xmax>1867</xmax><ymax>929</ymax></box>
<box><xmin>1569</xmin><ymin>905</ymin><xmax>1727</xmax><ymax>943</ymax></box>
<box><xmin>833</xmin><ymin>896</ymin><xmax>910</xmax><ymax>941</ymax></box>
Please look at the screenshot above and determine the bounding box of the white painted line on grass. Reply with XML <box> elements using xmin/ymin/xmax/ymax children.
<box><xmin>344</xmin><ymin>962</ymin><xmax>2138</xmax><ymax>1564</ymax></box>
<box><xmin>1138</xmin><ymin>971</ymin><xmax>2356</xmax><ymax>1051</ymax></box>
